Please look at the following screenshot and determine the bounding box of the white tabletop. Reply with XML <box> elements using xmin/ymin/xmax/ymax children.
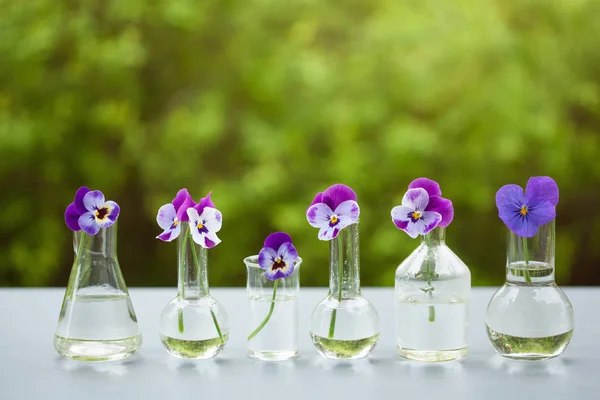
<box><xmin>0</xmin><ymin>288</ymin><xmax>597</xmax><ymax>399</ymax></box>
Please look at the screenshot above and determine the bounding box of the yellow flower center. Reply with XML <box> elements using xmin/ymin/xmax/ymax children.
<box><xmin>520</xmin><ymin>206</ymin><xmax>528</xmax><ymax>216</ymax></box>
<box><xmin>173</xmin><ymin>219</ymin><xmax>179</xmax><ymax>227</ymax></box>
<box><xmin>331</xmin><ymin>215</ymin><xmax>338</xmax><ymax>224</ymax></box>
<box><xmin>411</xmin><ymin>211</ymin><xmax>422</xmax><ymax>220</ymax></box>
<box><xmin>197</xmin><ymin>222</ymin><xmax>204</xmax><ymax>229</ymax></box>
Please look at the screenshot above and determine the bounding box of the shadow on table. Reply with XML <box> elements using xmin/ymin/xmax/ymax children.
<box><xmin>56</xmin><ymin>353</ymin><xmax>142</xmax><ymax>376</ymax></box>
<box><xmin>486</xmin><ymin>354</ymin><xmax>571</xmax><ymax>377</ymax></box>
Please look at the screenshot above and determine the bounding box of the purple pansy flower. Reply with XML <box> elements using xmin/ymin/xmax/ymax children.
<box><xmin>408</xmin><ymin>178</ymin><xmax>454</xmax><ymax>227</ymax></box>
<box><xmin>306</xmin><ymin>184</ymin><xmax>360</xmax><ymax>241</ymax></box>
<box><xmin>391</xmin><ymin>188</ymin><xmax>442</xmax><ymax>238</ymax></box>
<box><xmin>258</xmin><ymin>232</ymin><xmax>299</xmax><ymax>280</ymax></box>
<box><xmin>156</xmin><ymin>188</ymin><xmax>198</xmax><ymax>242</ymax></box>
<box><xmin>187</xmin><ymin>192</ymin><xmax>222</xmax><ymax>248</ymax></box>
<box><xmin>64</xmin><ymin>187</ymin><xmax>120</xmax><ymax>234</ymax></box>
<box><xmin>496</xmin><ymin>176</ymin><xmax>558</xmax><ymax>237</ymax></box>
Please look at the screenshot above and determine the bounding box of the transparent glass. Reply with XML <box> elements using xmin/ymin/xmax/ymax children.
<box><xmin>395</xmin><ymin>227</ymin><xmax>470</xmax><ymax>362</ymax></box>
<box><xmin>245</xmin><ymin>256</ymin><xmax>302</xmax><ymax>361</ymax></box>
<box><xmin>159</xmin><ymin>226</ymin><xmax>229</xmax><ymax>359</ymax></box>
<box><xmin>486</xmin><ymin>221</ymin><xmax>574</xmax><ymax>360</ymax></box>
<box><xmin>54</xmin><ymin>222</ymin><xmax>142</xmax><ymax>361</ymax></box>
<box><xmin>310</xmin><ymin>223</ymin><xmax>379</xmax><ymax>359</ymax></box>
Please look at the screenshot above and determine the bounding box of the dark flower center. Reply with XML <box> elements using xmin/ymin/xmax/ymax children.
<box><xmin>272</xmin><ymin>258</ymin><xmax>286</xmax><ymax>270</ymax></box>
<box><xmin>95</xmin><ymin>207</ymin><xmax>109</xmax><ymax>220</ymax></box>
<box><xmin>329</xmin><ymin>215</ymin><xmax>340</xmax><ymax>227</ymax></box>
<box><xmin>520</xmin><ymin>206</ymin><xmax>528</xmax><ymax>216</ymax></box>
<box><xmin>408</xmin><ymin>211</ymin><xmax>422</xmax><ymax>223</ymax></box>
<box><xmin>196</xmin><ymin>220</ymin><xmax>208</xmax><ymax>234</ymax></box>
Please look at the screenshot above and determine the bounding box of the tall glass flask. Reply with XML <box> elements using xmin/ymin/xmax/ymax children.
<box><xmin>486</xmin><ymin>222</ymin><xmax>574</xmax><ymax>360</ymax></box>
<box><xmin>159</xmin><ymin>226</ymin><xmax>229</xmax><ymax>359</ymax></box>
<box><xmin>245</xmin><ymin>256</ymin><xmax>302</xmax><ymax>361</ymax></box>
<box><xmin>310</xmin><ymin>223</ymin><xmax>379</xmax><ymax>359</ymax></box>
<box><xmin>54</xmin><ymin>223</ymin><xmax>142</xmax><ymax>361</ymax></box>
<box><xmin>395</xmin><ymin>227</ymin><xmax>470</xmax><ymax>362</ymax></box>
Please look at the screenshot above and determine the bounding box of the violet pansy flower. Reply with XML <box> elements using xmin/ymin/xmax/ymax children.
<box><xmin>187</xmin><ymin>192</ymin><xmax>222</xmax><ymax>249</ymax></box>
<box><xmin>306</xmin><ymin>184</ymin><xmax>360</xmax><ymax>241</ymax></box>
<box><xmin>64</xmin><ymin>187</ymin><xmax>120</xmax><ymax>235</ymax></box>
<box><xmin>495</xmin><ymin>176</ymin><xmax>558</xmax><ymax>237</ymax></box>
<box><xmin>156</xmin><ymin>188</ymin><xmax>196</xmax><ymax>242</ymax></box>
<box><xmin>408</xmin><ymin>178</ymin><xmax>454</xmax><ymax>227</ymax></box>
<box><xmin>258</xmin><ymin>232</ymin><xmax>299</xmax><ymax>280</ymax></box>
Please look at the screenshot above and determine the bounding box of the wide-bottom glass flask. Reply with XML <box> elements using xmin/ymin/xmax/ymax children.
<box><xmin>159</xmin><ymin>226</ymin><xmax>229</xmax><ymax>359</ymax></box>
<box><xmin>310</xmin><ymin>223</ymin><xmax>379</xmax><ymax>359</ymax></box>
<box><xmin>245</xmin><ymin>256</ymin><xmax>302</xmax><ymax>361</ymax></box>
<box><xmin>395</xmin><ymin>227</ymin><xmax>470</xmax><ymax>362</ymax></box>
<box><xmin>486</xmin><ymin>221</ymin><xmax>574</xmax><ymax>360</ymax></box>
<box><xmin>55</xmin><ymin>223</ymin><xmax>142</xmax><ymax>361</ymax></box>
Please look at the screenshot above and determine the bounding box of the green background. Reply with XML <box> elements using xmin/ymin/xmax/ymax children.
<box><xmin>2</xmin><ymin>0</ymin><xmax>599</xmax><ymax>288</ymax></box>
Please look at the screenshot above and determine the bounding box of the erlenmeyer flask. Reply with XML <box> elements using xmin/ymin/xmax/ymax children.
<box><xmin>54</xmin><ymin>222</ymin><xmax>142</xmax><ymax>361</ymax></box>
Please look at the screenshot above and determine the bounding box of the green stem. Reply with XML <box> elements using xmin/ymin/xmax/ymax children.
<box><xmin>424</xmin><ymin>234</ymin><xmax>436</xmax><ymax>322</ymax></box>
<box><xmin>248</xmin><ymin>280</ymin><xmax>278</xmax><ymax>341</ymax></box>
<box><xmin>522</xmin><ymin>237</ymin><xmax>532</xmax><ymax>283</ymax></box>
<box><xmin>189</xmin><ymin>236</ymin><xmax>225</xmax><ymax>344</ymax></box>
<box><xmin>178</xmin><ymin>230</ymin><xmax>188</xmax><ymax>333</ymax></box>
<box><xmin>178</xmin><ymin>309</ymin><xmax>184</xmax><ymax>333</ymax></box>
<box><xmin>328</xmin><ymin>246</ymin><xmax>344</xmax><ymax>339</ymax></box>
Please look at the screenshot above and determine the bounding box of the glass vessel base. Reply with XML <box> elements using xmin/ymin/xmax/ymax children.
<box><xmin>397</xmin><ymin>346</ymin><xmax>468</xmax><ymax>362</ymax></box>
<box><xmin>310</xmin><ymin>333</ymin><xmax>379</xmax><ymax>359</ymax></box>
<box><xmin>54</xmin><ymin>334</ymin><xmax>141</xmax><ymax>361</ymax></box>
<box><xmin>486</xmin><ymin>327</ymin><xmax>573</xmax><ymax>360</ymax></box>
<box><xmin>160</xmin><ymin>334</ymin><xmax>228</xmax><ymax>359</ymax></box>
<box><xmin>248</xmin><ymin>349</ymin><xmax>298</xmax><ymax>361</ymax></box>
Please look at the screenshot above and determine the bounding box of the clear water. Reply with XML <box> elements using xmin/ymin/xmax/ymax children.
<box><xmin>487</xmin><ymin>327</ymin><xmax>573</xmax><ymax>360</ymax></box>
<box><xmin>396</xmin><ymin>300</ymin><xmax>468</xmax><ymax>361</ymax></box>
<box><xmin>248</xmin><ymin>294</ymin><xmax>298</xmax><ymax>360</ymax></box>
<box><xmin>54</xmin><ymin>285</ymin><xmax>141</xmax><ymax>361</ymax></box>
<box><xmin>160</xmin><ymin>334</ymin><xmax>228</xmax><ymax>359</ymax></box>
<box><xmin>310</xmin><ymin>334</ymin><xmax>379</xmax><ymax>359</ymax></box>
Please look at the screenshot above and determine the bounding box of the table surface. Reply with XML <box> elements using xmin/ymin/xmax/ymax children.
<box><xmin>0</xmin><ymin>287</ymin><xmax>597</xmax><ymax>399</ymax></box>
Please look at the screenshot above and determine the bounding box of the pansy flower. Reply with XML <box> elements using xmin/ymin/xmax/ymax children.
<box><xmin>306</xmin><ymin>184</ymin><xmax>360</xmax><ymax>241</ymax></box>
<box><xmin>64</xmin><ymin>186</ymin><xmax>120</xmax><ymax>235</ymax></box>
<box><xmin>495</xmin><ymin>176</ymin><xmax>558</xmax><ymax>237</ymax></box>
<box><xmin>391</xmin><ymin>178</ymin><xmax>454</xmax><ymax>238</ymax></box>
<box><xmin>186</xmin><ymin>192</ymin><xmax>222</xmax><ymax>248</ymax></box>
<box><xmin>258</xmin><ymin>232</ymin><xmax>299</xmax><ymax>280</ymax></box>
<box><xmin>156</xmin><ymin>189</ymin><xmax>195</xmax><ymax>242</ymax></box>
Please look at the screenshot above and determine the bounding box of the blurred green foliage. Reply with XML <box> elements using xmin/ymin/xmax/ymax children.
<box><xmin>1</xmin><ymin>0</ymin><xmax>600</xmax><ymax>287</ymax></box>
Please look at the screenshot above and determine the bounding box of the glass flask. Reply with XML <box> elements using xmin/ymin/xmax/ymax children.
<box><xmin>395</xmin><ymin>227</ymin><xmax>470</xmax><ymax>362</ymax></box>
<box><xmin>55</xmin><ymin>222</ymin><xmax>142</xmax><ymax>361</ymax></box>
<box><xmin>486</xmin><ymin>221</ymin><xmax>574</xmax><ymax>360</ymax></box>
<box><xmin>310</xmin><ymin>223</ymin><xmax>379</xmax><ymax>359</ymax></box>
<box><xmin>245</xmin><ymin>256</ymin><xmax>302</xmax><ymax>361</ymax></box>
<box><xmin>159</xmin><ymin>225</ymin><xmax>229</xmax><ymax>359</ymax></box>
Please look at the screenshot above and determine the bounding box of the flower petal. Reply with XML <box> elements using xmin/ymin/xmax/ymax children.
<box><xmin>95</xmin><ymin>201</ymin><xmax>119</xmax><ymax>228</ymax></box>
<box><xmin>496</xmin><ymin>184</ymin><xmax>526</xmax><ymax>210</ymax></box>
<box><xmin>322</xmin><ymin>184</ymin><xmax>357</xmax><ymax>210</ymax></box>
<box><xmin>265</xmin><ymin>260</ymin><xmax>294</xmax><ymax>281</ymax></box>
<box><xmin>258</xmin><ymin>247</ymin><xmax>277</xmax><ymax>270</ymax></box>
<box><xmin>176</xmin><ymin>195</ymin><xmax>195</xmax><ymax>223</ymax></box>
<box><xmin>172</xmin><ymin>188</ymin><xmax>191</xmax><ymax>211</ymax></box>
<box><xmin>264</xmin><ymin>232</ymin><xmax>293</xmax><ymax>251</ymax></box>
<box><xmin>507</xmin><ymin>216</ymin><xmax>541</xmax><ymax>237</ymax></box>
<box><xmin>402</xmin><ymin>188</ymin><xmax>430</xmax><ymax>211</ymax></box>
<box><xmin>278</xmin><ymin>242</ymin><xmax>298</xmax><ymax>265</ymax></box>
<box><xmin>318</xmin><ymin>225</ymin><xmax>341</xmax><ymax>241</ymax></box>
<box><xmin>403</xmin><ymin>211</ymin><xmax>442</xmax><ymax>238</ymax></box>
<box><xmin>334</xmin><ymin>200</ymin><xmax>360</xmax><ymax>223</ymax></box>
<box><xmin>200</xmin><ymin>207</ymin><xmax>222</xmax><ymax>233</ymax></box>
<box><xmin>426</xmin><ymin>196</ymin><xmax>454</xmax><ymax>227</ymax></box>
<box><xmin>194</xmin><ymin>191</ymin><xmax>216</xmax><ymax>216</ymax></box>
<box><xmin>64</xmin><ymin>203</ymin><xmax>81</xmax><ymax>231</ymax></box>
<box><xmin>83</xmin><ymin>190</ymin><xmax>105</xmax><ymax>212</ymax></box>
<box><xmin>156</xmin><ymin>224</ymin><xmax>181</xmax><ymax>242</ymax></box>
<box><xmin>78</xmin><ymin>212</ymin><xmax>100</xmax><ymax>235</ymax></box>
<box><xmin>306</xmin><ymin>203</ymin><xmax>333</xmax><ymax>228</ymax></box>
<box><xmin>526</xmin><ymin>199</ymin><xmax>556</xmax><ymax>228</ymax></box>
<box><xmin>156</xmin><ymin>204</ymin><xmax>177</xmax><ymax>230</ymax></box>
<box><xmin>202</xmin><ymin>231</ymin><xmax>221</xmax><ymax>248</ymax></box>
<box><xmin>309</xmin><ymin>192</ymin><xmax>324</xmax><ymax>207</ymax></box>
<box><xmin>526</xmin><ymin>176</ymin><xmax>559</xmax><ymax>206</ymax></box>
<box><xmin>74</xmin><ymin>186</ymin><xmax>91</xmax><ymax>215</ymax></box>
<box><xmin>408</xmin><ymin>178</ymin><xmax>441</xmax><ymax>197</ymax></box>
<box><xmin>391</xmin><ymin>205</ymin><xmax>413</xmax><ymax>230</ymax></box>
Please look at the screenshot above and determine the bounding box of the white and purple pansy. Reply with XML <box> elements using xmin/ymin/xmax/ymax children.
<box><xmin>156</xmin><ymin>189</ymin><xmax>195</xmax><ymax>242</ymax></box>
<box><xmin>186</xmin><ymin>192</ymin><xmax>222</xmax><ymax>249</ymax></box>
<box><xmin>258</xmin><ymin>232</ymin><xmax>299</xmax><ymax>280</ymax></box>
<box><xmin>306</xmin><ymin>184</ymin><xmax>360</xmax><ymax>241</ymax></box>
<box><xmin>64</xmin><ymin>186</ymin><xmax>120</xmax><ymax>235</ymax></box>
<box><xmin>391</xmin><ymin>188</ymin><xmax>442</xmax><ymax>238</ymax></box>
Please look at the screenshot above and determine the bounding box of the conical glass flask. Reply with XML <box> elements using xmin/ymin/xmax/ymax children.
<box><xmin>395</xmin><ymin>227</ymin><xmax>470</xmax><ymax>362</ymax></box>
<box><xmin>310</xmin><ymin>223</ymin><xmax>379</xmax><ymax>359</ymax></box>
<box><xmin>159</xmin><ymin>225</ymin><xmax>229</xmax><ymax>359</ymax></box>
<box><xmin>486</xmin><ymin>221</ymin><xmax>574</xmax><ymax>360</ymax></box>
<box><xmin>54</xmin><ymin>222</ymin><xmax>142</xmax><ymax>361</ymax></box>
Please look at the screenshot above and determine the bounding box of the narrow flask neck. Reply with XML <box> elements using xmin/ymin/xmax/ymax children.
<box><xmin>421</xmin><ymin>227</ymin><xmax>445</xmax><ymax>246</ymax></box>
<box><xmin>178</xmin><ymin>226</ymin><xmax>210</xmax><ymax>299</ymax></box>
<box><xmin>329</xmin><ymin>223</ymin><xmax>360</xmax><ymax>296</ymax></box>
<box><xmin>74</xmin><ymin>223</ymin><xmax>117</xmax><ymax>257</ymax></box>
<box><xmin>506</xmin><ymin>221</ymin><xmax>555</xmax><ymax>283</ymax></box>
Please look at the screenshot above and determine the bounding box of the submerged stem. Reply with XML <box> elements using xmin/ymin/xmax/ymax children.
<box><xmin>522</xmin><ymin>237</ymin><xmax>532</xmax><ymax>283</ymax></box>
<box><xmin>424</xmin><ymin>234</ymin><xmax>436</xmax><ymax>322</ymax></box>
<box><xmin>248</xmin><ymin>280</ymin><xmax>278</xmax><ymax>341</ymax></box>
<box><xmin>189</xmin><ymin>236</ymin><xmax>225</xmax><ymax>344</ymax></box>
<box><xmin>328</xmin><ymin>244</ymin><xmax>344</xmax><ymax>339</ymax></box>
